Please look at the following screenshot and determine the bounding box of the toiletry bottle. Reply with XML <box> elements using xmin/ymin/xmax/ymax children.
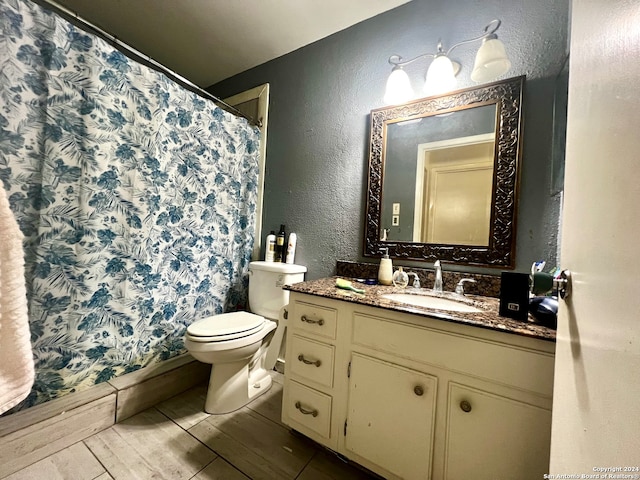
<box><xmin>392</xmin><ymin>266</ymin><xmax>409</xmax><ymax>288</ymax></box>
<box><xmin>265</xmin><ymin>231</ymin><xmax>276</xmax><ymax>262</ymax></box>
<box><xmin>285</xmin><ymin>232</ymin><xmax>297</xmax><ymax>264</ymax></box>
<box><xmin>275</xmin><ymin>224</ymin><xmax>286</xmax><ymax>262</ymax></box>
<box><xmin>378</xmin><ymin>248</ymin><xmax>393</xmax><ymax>285</ymax></box>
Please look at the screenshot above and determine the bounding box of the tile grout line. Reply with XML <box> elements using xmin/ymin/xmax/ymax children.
<box><xmin>183</xmin><ymin>425</ymin><xmax>257</xmax><ymax>480</ymax></box>
<box><xmin>152</xmin><ymin>405</ymin><xmax>222</xmax><ymax>464</ymax></box>
<box><xmin>86</xmin><ymin>407</ymin><xmax>196</xmax><ymax>480</ymax></box>
<box><xmin>163</xmin><ymin>407</ymin><xmax>248</xmax><ymax>478</ymax></box>
<box><xmin>81</xmin><ymin>438</ymin><xmax>114</xmax><ymax>480</ymax></box>
<box><xmin>294</xmin><ymin>448</ymin><xmax>319</xmax><ymax>480</ymax></box>
<box><xmin>183</xmin><ymin>404</ymin><xmax>306</xmax><ymax>480</ymax></box>
<box><xmin>246</xmin><ymin>402</ymin><xmax>286</xmax><ymax>430</ymax></box>
<box><xmin>186</xmin><ymin>458</ymin><xmax>216</xmax><ymax>480</ymax></box>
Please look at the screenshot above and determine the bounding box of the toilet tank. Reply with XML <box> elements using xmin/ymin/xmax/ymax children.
<box><xmin>248</xmin><ymin>261</ymin><xmax>307</xmax><ymax>320</ymax></box>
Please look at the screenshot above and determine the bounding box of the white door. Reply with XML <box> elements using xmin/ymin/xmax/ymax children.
<box><xmin>425</xmin><ymin>161</ymin><xmax>493</xmax><ymax>245</ymax></box>
<box><xmin>550</xmin><ymin>0</ymin><xmax>640</xmax><ymax>473</ymax></box>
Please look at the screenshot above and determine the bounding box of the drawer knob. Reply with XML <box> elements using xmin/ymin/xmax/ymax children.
<box><xmin>460</xmin><ymin>400</ymin><xmax>472</xmax><ymax>413</ymax></box>
<box><xmin>414</xmin><ymin>385</ymin><xmax>424</xmax><ymax>396</ymax></box>
<box><xmin>295</xmin><ymin>401</ymin><xmax>318</xmax><ymax>417</ymax></box>
<box><xmin>298</xmin><ymin>354</ymin><xmax>322</xmax><ymax>367</ymax></box>
<box><xmin>301</xmin><ymin>315</ymin><xmax>324</xmax><ymax>326</ymax></box>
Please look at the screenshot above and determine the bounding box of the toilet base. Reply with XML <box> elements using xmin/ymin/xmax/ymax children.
<box><xmin>204</xmin><ymin>356</ymin><xmax>274</xmax><ymax>414</ymax></box>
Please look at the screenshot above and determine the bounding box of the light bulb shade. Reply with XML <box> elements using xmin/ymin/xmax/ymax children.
<box><xmin>424</xmin><ymin>55</ymin><xmax>457</xmax><ymax>96</ymax></box>
<box><xmin>384</xmin><ymin>67</ymin><xmax>413</xmax><ymax>105</ymax></box>
<box><xmin>471</xmin><ymin>38</ymin><xmax>511</xmax><ymax>83</ymax></box>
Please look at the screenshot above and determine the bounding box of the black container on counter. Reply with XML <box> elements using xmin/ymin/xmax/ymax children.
<box><xmin>499</xmin><ymin>271</ymin><xmax>529</xmax><ymax>321</ymax></box>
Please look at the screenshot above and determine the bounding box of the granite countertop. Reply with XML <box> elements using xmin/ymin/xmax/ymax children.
<box><xmin>284</xmin><ymin>277</ymin><xmax>556</xmax><ymax>342</ymax></box>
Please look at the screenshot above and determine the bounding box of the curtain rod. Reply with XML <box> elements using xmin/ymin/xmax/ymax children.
<box><xmin>32</xmin><ymin>0</ymin><xmax>260</xmax><ymax>127</ymax></box>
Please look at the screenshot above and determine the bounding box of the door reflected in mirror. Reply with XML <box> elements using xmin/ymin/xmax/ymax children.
<box><xmin>382</xmin><ymin>105</ymin><xmax>497</xmax><ymax>245</ymax></box>
<box><xmin>364</xmin><ymin>76</ymin><xmax>524</xmax><ymax>267</ymax></box>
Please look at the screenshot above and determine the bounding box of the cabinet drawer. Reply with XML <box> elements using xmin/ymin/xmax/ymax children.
<box><xmin>286</xmin><ymin>380</ymin><xmax>332</xmax><ymax>439</ymax></box>
<box><xmin>289</xmin><ymin>335</ymin><xmax>335</xmax><ymax>387</ymax></box>
<box><xmin>292</xmin><ymin>301</ymin><xmax>337</xmax><ymax>340</ymax></box>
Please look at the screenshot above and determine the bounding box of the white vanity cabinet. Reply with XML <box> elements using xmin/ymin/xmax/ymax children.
<box><xmin>282</xmin><ymin>292</ymin><xmax>555</xmax><ymax>480</ymax></box>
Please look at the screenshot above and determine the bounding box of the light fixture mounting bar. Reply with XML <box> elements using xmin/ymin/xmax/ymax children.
<box><xmin>387</xmin><ymin>19</ymin><xmax>503</xmax><ymax>66</ymax></box>
<box><xmin>388</xmin><ymin>53</ymin><xmax>436</xmax><ymax>68</ymax></box>
<box><xmin>445</xmin><ymin>19</ymin><xmax>502</xmax><ymax>56</ymax></box>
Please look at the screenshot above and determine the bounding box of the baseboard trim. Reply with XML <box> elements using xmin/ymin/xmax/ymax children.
<box><xmin>113</xmin><ymin>355</ymin><xmax>210</xmax><ymax>422</ymax></box>
<box><xmin>0</xmin><ymin>354</ymin><xmax>209</xmax><ymax>477</ymax></box>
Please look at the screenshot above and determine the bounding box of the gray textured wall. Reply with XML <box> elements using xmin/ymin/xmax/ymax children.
<box><xmin>210</xmin><ymin>0</ymin><xmax>569</xmax><ymax>280</ymax></box>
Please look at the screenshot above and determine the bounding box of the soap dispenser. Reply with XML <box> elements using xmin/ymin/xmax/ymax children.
<box><xmin>392</xmin><ymin>266</ymin><xmax>409</xmax><ymax>288</ymax></box>
<box><xmin>378</xmin><ymin>248</ymin><xmax>393</xmax><ymax>286</ymax></box>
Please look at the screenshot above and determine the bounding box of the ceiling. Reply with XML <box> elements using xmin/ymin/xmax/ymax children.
<box><xmin>51</xmin><ymin>0</ymin><xmax>412</xmax><ymax>88</ymax></box>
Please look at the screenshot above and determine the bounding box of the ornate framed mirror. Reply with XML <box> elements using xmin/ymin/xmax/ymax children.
<box><xmin>364</xmin><ymin>76</ymin><xmax>524</xmax><ymax>267</ymax></box>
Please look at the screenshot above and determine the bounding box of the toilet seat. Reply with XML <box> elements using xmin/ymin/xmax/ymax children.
<box><xmin>186</xmin><ymin>312</ymin><xmax>265</xmax><ymax>343</ymax></box>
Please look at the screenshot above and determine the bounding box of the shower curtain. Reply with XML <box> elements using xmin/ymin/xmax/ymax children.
<box><xmin>0</xmin><ymin>0</ymin><xmax>260</xmax><ymax>410</ymax></box>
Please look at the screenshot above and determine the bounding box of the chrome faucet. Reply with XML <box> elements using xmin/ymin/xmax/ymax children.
<box><xmin>407</xmin><ymin>272</ymin><xmax>421</xmax><ymax>289</ymax></box>
<box><xmin>433</xmin><ymin>260</ymin><xmax>443</xmax><ymax>292</ymax></box>
<box><xmin>455</xmin><ymin>278</ymin><xmax>477</xmax><ymax>296</ymax></box>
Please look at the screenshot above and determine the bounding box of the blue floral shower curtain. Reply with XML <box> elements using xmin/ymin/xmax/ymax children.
<box><xmin>0</xmin><ymin>0</ymin><xmax>260</xmax><ymax>410</ymax></box>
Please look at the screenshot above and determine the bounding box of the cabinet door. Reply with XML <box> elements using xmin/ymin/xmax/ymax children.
<box><xmin>444</xmin><ymin>383</ymin><xmax>551</xmax><ymax>480</ymax></box>
<box><xmin>345</xmin><ymin>353</ymin><xmax>437</xmax><ymax>480</ymax></box>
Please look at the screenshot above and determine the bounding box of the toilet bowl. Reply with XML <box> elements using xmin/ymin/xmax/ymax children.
<box><xmin>185</xmin><ymin>312</ymin><xmax>277</xmax><ymax>413</ymax></box>
<box><xmin>185</xmin><ymin>261</ymin><xmax>306</xmax><ymax>414</ymax></box>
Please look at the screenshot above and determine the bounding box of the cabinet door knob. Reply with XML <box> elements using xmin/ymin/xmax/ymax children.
<box><xmin>414</xmin><ymin>385</ymin><xmax>424</xmax><ymax>396</ymax></box>
<box><xmin>298</xmin><ymin>354</ymin><xmax>321</xmax><ymax>367</ymax></box>
<box><xmin>301</xmin><ymin>315</ymin><xmax>324</xmax><ymax>326</ymax></box>
<box><xmin>295</xmin><ymin>401</ymin><xmax>318</xmax><ymax>417</ymax></box>
<box><xmin>460</xmin><ymin>400</ymin><xmax>472</xmax><ymax>413</ymax></box>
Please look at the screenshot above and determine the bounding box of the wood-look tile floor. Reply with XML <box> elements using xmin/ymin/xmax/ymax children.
<box><xmin>4</xmin><ymin>373</ymin><xmax>378</xmax><ymax>480</ymax></box>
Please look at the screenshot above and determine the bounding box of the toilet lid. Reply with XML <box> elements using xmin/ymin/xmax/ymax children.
<box><xmin>186</xmin><ymin>312</ymin><xmax>265</xmax><ymax>342</ymax></box>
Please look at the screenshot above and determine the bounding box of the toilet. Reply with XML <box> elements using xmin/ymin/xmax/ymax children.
<box><xmin>185</xmin><ymin>261</ymin><xmax>306</xmax><ymax>414</ymax></box>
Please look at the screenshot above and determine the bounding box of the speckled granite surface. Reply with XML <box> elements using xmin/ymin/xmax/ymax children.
<box><xmin>336</xmin><ymin>261</ymin><xmax>502</xmax><ymax>298</ymax></box>
<box><xmin>285</xmin><ymin>276</ymin><xmax>556</xmax><ymax>342</ymax></box>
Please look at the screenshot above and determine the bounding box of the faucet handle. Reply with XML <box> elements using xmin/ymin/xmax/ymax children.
<box><xmin>407</xmin><ymin>272</ymin><xmax>421</xmax><ymax>289</ymax></box>
<box><xmin>455</xmin><ymin>278</ymin><xmax>476</xmax><ymax>296</ymax></box>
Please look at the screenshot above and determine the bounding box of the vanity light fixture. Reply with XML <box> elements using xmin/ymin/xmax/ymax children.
<box><xmin>383</xmin><ymin>19</ymin><xmax>511</xmax><ymax>104</ymax></box>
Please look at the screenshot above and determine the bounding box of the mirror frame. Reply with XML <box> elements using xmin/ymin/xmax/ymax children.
<box><xmin>364</xmin><ymin>75</ymin><xmax>524</xmax><ymax>268</ymax></box>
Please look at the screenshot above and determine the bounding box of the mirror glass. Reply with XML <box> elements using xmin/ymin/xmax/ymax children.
<box><xmin>382</xmin><ymin>104</ymin><xmax>497</xmax><ymax>245</ymax></box>
<box><xmin>364</xmin><ymin>76</ymin><xmax>524</xmax><ymax>267</ymax></box>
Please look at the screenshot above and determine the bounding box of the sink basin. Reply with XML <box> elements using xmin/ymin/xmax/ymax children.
<box><xmin>382</xmin><ymin>293</ymin><xmax>482</xmax><ymax>313</ymax></box>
